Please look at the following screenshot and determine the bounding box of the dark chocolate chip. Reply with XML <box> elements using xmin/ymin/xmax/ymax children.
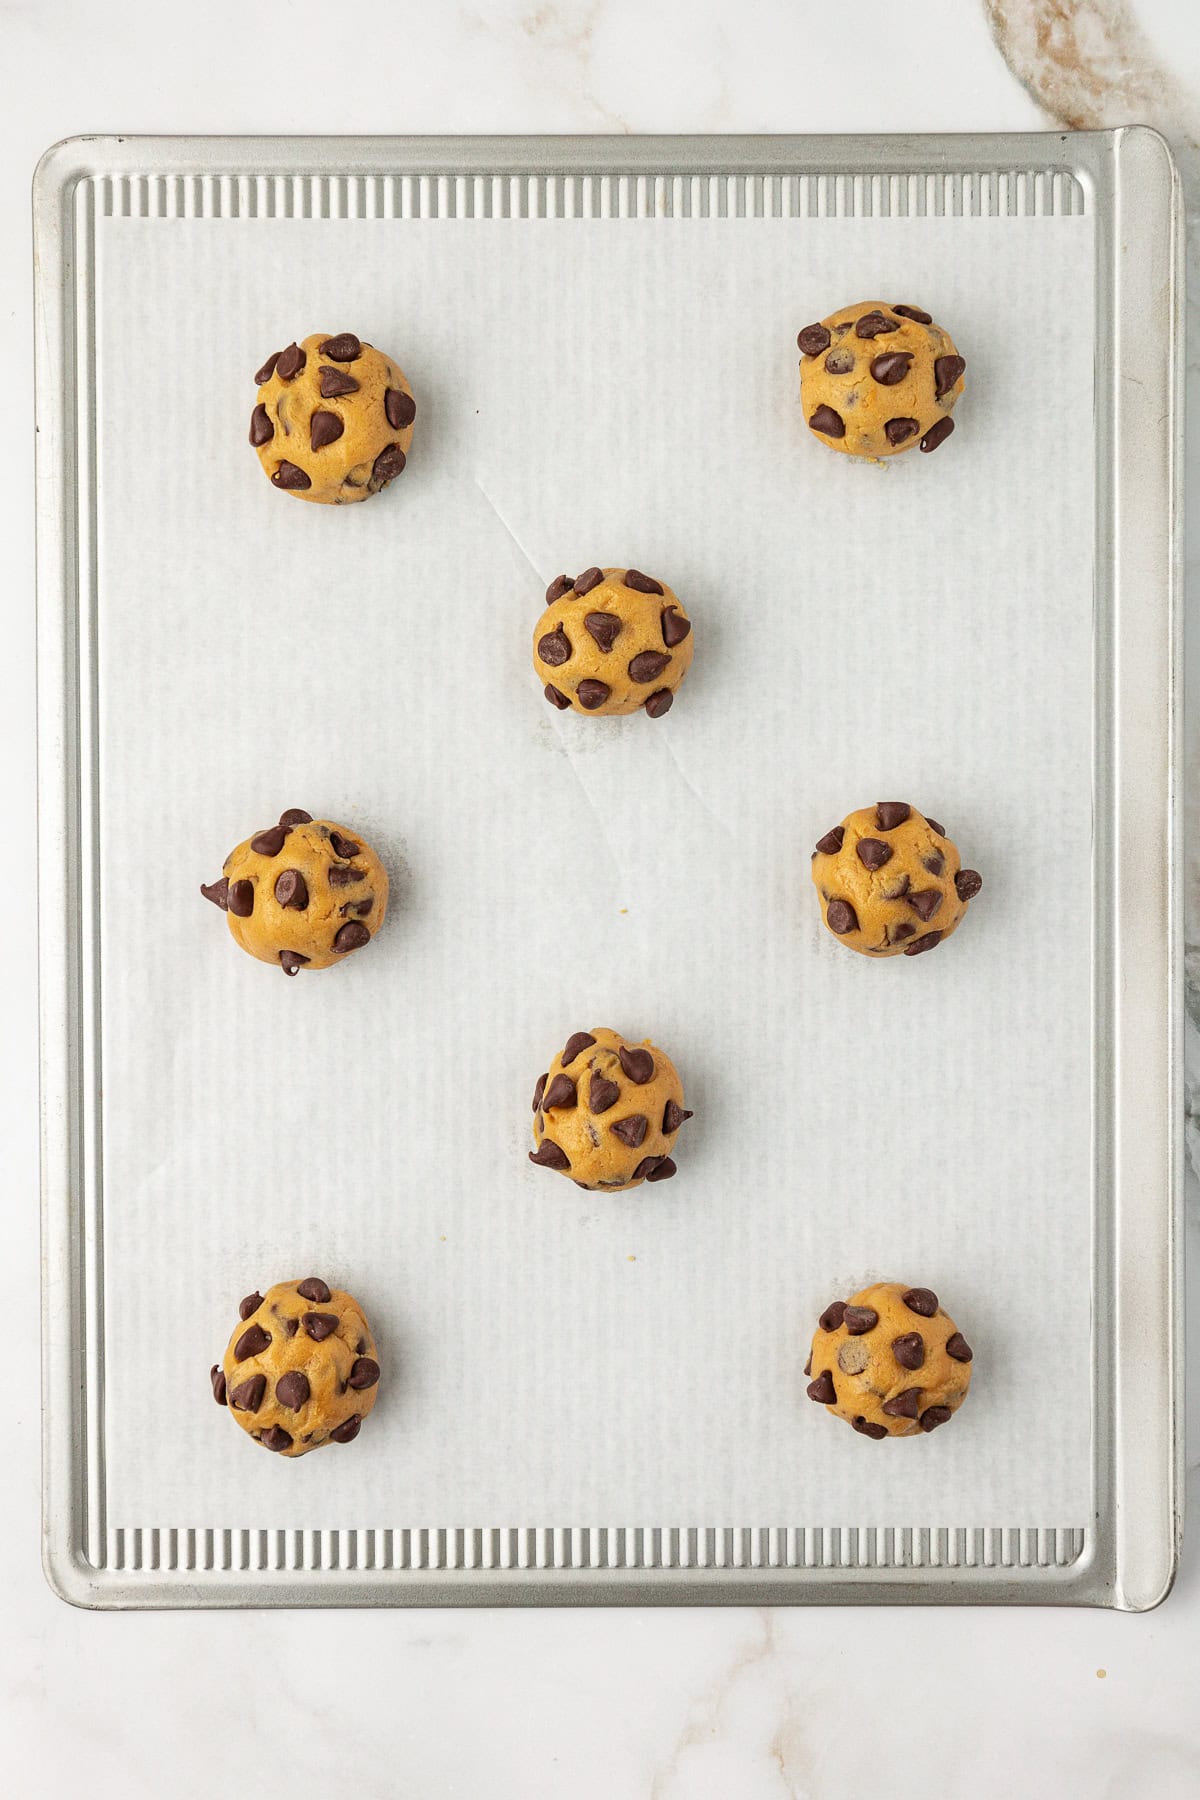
<box><xmin>544</xmin><ymin>684</ymin><xmax>570</xmax><ymax>710</ymax></box>
<box><xmin>922</xmin><ymin>852</ymin><xmax>945</xmax><ymax>877</ymax></box>
<box><xmin>624</xmin><ymin>569</ymin><xmax>663</xmax><ymax>595</ymax></box>
<box><xmin>824</xmin><ymin>349</ymin><xmax>855</xmax><ymax>375</ymax></box>
<box><xmin>562</xmin><ymin>1032</ymin><xmax>596</xmax><ymax>1066</ymax></box>
<box><xmin>251</xmin><ymin>825</ymin><xmax>287</xmax><ymax>857</ymax></box>
<box><xmin>529</xmin><ymin>1139</ymin><xmax>570</xmax><ymax>1170</ymax></box>
<box><xmin>628</xmin><ymin>650</ymin><xmax>671</xmax><ymax>684</ymax></box>
<box><xmin>348</xmin><ymin>1356</ymin><xmax>380</xmax><ymax>1390</ymax></box>
<box><xmin>546</xmin><ymin>575</ymin><xmax>575</xmax><ymax>603</ymax></box>
<box><xmin>228</xmin><ymin>879</ymin><xmax>255</xmax><ymax>917</ymax></box>
<box><xmin>662</xmin><ymin>1098</ymin><xmax>687</xmax><ymax>1134</ymax></box>
<box><xmin>804</xmin><ymin>1353</ymin><xmax>812</xmax><ymax>1377</ymax></box>
<box><xmin>239</xmin><ymin>1291</ymin><xmax>264</xmax><ymax>1320</ymax></box>
<box><xmin>330</xmin><ymin>1414</ymin><xmax>361</xmax><ymax>1443</ymax></box>
<box><xmin>854</xmin><ymin>310</ymin><xmax>898</xmax><ymax>338</ymax></box>
<box><xmin>815</xmin><ymin>826</ymin><xmax>845</xmax><ymax>856</ymax></box>
<box><xmin>279</xmin><ymin>807</ymin><xmax>312</xmax><ymax>827</ymax></box>
<box><xmin>328</xmin><ymin>865</ymin><xmax>365</xmax><ymax>887</ymax></box>
<box><xmin>920</xmin><ymin>1406</ymin><xmax>953</xmax><ymax>1432</ymax></box>
<box><xmin>576</xmin><ymin>679</ymin><xmax>611</xmax><ymax>710</ymax></box>
<box><xmin>275</xmin><ymin>343</ymin><xmax>305</xmax><ymax>381</ymax></box>
<box><xmin>201</xmin><ymin>877</ymin><xmax>230</xmax><ymax>910</ymax></box>
<box><xmin>275</xmin><ymin>868</ymin><xmax>309</xmax><ymax>909</ymax></box>
<box><xmin>584</xmin><ymin>611</ymin><xmax>622</xmax><ymax>652</ymax></box>
<box><xmin>532</xmin><ymin>1072</ymin><xmax>548</xmax><ymax>1113</ymax></box>
<box><xmin>296</xmin><ymin>1277</ymin><xmax>331</xmax><ymax>1303</ymax></box>
<box><xmin>892</xmin><ymin>304</ymin><xmax>932</xmax><ymax>324</ymax></box>
<box><xmin>843</xmin><ymin>1306</ymin><xmax>879</xmax><ymax>1336</ymax></box>
<box><xmin>630</xmin><ymin>1156</ymin><xmax>660</xmax><ymax>1181</ymax></box>
<box><xmin>279</xmin><ymin>1316</ymin><xmax>299</xmax><ymax>1338</ymax></box>
<box><xmin>319</xmin><ymin>366</ymin><xmax>359</xmax><ymax>398</ymax></box>
<box><xmin>618</xmin><ymin>1046</ymin><xmax>654</xmax><ymax>1084</ymax></box>
<box><xmin>356</xmin><ymin>1338</ymin><xmax>367</xmax><ymax>1356</ymax></box>
<box><xmin>819</xmin><ymin>1301</ymin><xmax>847</xmax><ymax>1333</ymax></box>
<box><xmin>210</xmin><ymin>1365</ymin><xmax>228</xmax><ymax>1404</ymax></box>
<box><xmin>875</xmin><ymin>802</ymin><xmax>912</xmax><ymax>830</ymax></box>
<box><xmin>889</xmin><ymin>922</ymin><xmax>917</xmax><ymax>944</ymax></box>
<box><xmin>589</xmin><ymin>1073</ymin><xmax>620</xmax><ymax>1114</ymax></box>
<box><xmin>272</xmin><ymin>460</ymin><xmax>312</xmax><ymax>490</ymax></box>
<box><xmin>332</xmin><ymin>921</ymin><xmax>370</xmax><ymax>953</ymax></box>
<box><xmin>806</xmin><ymin>1369</ymin><xmax>837</xmax><ymax>1404</ymax></box>
<box><xmin>341</xmin><ymin>899</ymin><xmax>373</xmax><ymax>918</ymax></box>
<box><xmin>892</xmin><ymin>1332</ymin><xmax>926</xmax><ymax>1371</ymax></box>
<box><xmin>234</xmin><ymin>1323</ymin><xmax>271</xmax><ymax>1361</ymax></box>
<box><xmin>903</xmin><ymin>1287</ymin><xmax>939</xmax><ymax>1317</ymax></box>
<box><xmin>644</xmin><ymin>689</ymin><xmax>674</xmax><ymax>718</ymax></box>
<box><xmin>329</xmin><ymin>828</ymin><xmax>361</xmax><ymax>857</ymax></box>
<box><xmin>920</xmin><ymin>417</ymin><xmax>955</xmax><ymax>454</ymax></box>
<box><xmin>904</xmin><ymin>931</ymin><xmax>943</xmax><ymax>956</ymax></box>
<box><xmin>280</xmin><ymin>950</ymin><xmax>310</xmax><ymax>976</ymax></box>
<box><xmin>661</xmin><ymin>606</ymin><xmax>691</xmax><ymax>647</ymax></box>
<box><xmin>249</xmin><ymin>404</ymin><xmax>274</xmax><ymax>447</ymax></box>
<box><xmin>385</xmin><ymin>387</ymin><xmax>416</xmax><ymax>429</ymax></box>
<box><xmin>610</xmin><ymin>1114</ymin><xmax>648</xmax><ymax>1148</ymax></box>
<box><xmin>856</xmin><ymin>838</ymin><xmax>892</xmax><ymax>871</ymax></box>
<box><xmin>797</xmin><ymin>323</ymin><xmax>831</xmax><ymax>356</ymax></box>
<box><xmin>808</xmin><ymin>404</ymin><xmax>845</xmax><ymax>438</ymax></box>
<box><xmin>882</xmin><ymin>1388</ymin><xmax>923</xmax><ymax>1419</ymax></box>
<box><xmin>302</xmin><ymin>1312</ymin><xmax>339</xmax><ymax>1342</ymax></box>
<box><xmin>319</xmin><ymin>333</ymin><xmax>362</xmax><ymax>361</ymax></box>
<box><xmin>574</xmin><ymin>567</ymin><xmax>604</xmax><ymax>597</ymax></box>
<box><xmin>537</xmin><ymin>627</ymin><xmax>572</xmax><ymax>667</ymax></box>
<box><xmin>945</xmin><ymin>1333</ymin><xmax>973</xmax><ymax>1362</ymax></box>
<box><xmin>310</xmin><ymin>409</ymin><xmax>345</xmax><ymax>451</ymax></box>
<box><xmin>934</xmin><ymin>354</ymin><xmax>966</xmax><ymax>399</ymax></box>
<box><xmin>255</xmin><ymin>350</ymin><xmax>281</xmax><ymax>385</ymax></box>
<box><xmin>644</xmin><ymin>1157</ymin><xmax>676</xmax><ymax>1182</ymax></box>
<box><xmin>825</xmin><ymin>899</ymin><xmax>858</xmax><ymax>935</ymax></box>
<box><xmin>870</xmin><ymin>351</ymin><xmax>914</xmax><ymax>386</ymax></box>
<box><xmin>372</xmin><ymin>444</ymin><xmax>406</xmax><ymax>484</ymax></box>
<box><xmin>260</xmin><ymin>1425</ymin><xmax>294</xmax><ymax>1452</ymax></box>
<box><xmin>542</xmin><ymin>1073</ymin><xmax>577</xmax><ymax>1110</ymax></box>
<box><xmin>853</xmin><ymin>1416</ymin><xmax>889</xmax><ymax>1439</ymax></box>
<box><xmin>884</xmin><ymin>417</ymin><xmax>920</xmax><ymax>446</ymax></box>
<box><xmin>230</xmin><ymin>1374</ymin><xmax>266</xmax><ymax>1412</ymax></box>
<box><xmin>955</xmin><ymin>869</ymin><xmax>982</xmax><ymax>902</ymax></box>
<box><xmin>909</xmin><ymin>889</ymin><xmax>944</xmax><ymax>922</ymax></box>
<box><xmin>275</xmin><ymin>1371</ymin><xmax>310</xmax><ymax>1410</ymax></box>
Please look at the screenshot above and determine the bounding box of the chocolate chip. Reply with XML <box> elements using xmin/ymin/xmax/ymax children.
<box><xmin>275</xmin><ymin>343</ymin><xmax>306</xmax><ymax>380</ymax></box>
<box><xmin>629</xmin><ymin>650</ymin><xmax>671</xmax><ymax>683</ymax></box>
<box><xmin>279</xmin><ymin>807</ymin><xmax>312</xmax><ymax>827</ymax></box>
<box><xmin>234</xmin><ymin>1323</ymin><xmax>271</xmax><ymax>1361</ymax></box>
<box><xmin>319</xmin><ymin>366</ymin><xmax>359</xmax><ymax>398</ymax></box>
<box><xmin>920</xmin><ymin>1406</ymin><xmax>953</xmax><ymax>1432</ymax></box>
<box><xmin>537</xmin><ymin>627</ymin><xmax>572</xmax><ymax>667</ymax></box>
<box><xmin>955</xmin><ymin>869</ymin><xmax>982</xmax><ymax>902</ymax></box>
<box><xmin>310</xmin><ymin>409</ymin><xmax>345</xmax><ymax>451</ymax></box>
<box><xmin>825</xmin><ymin>899</ymin><xmax>857</xmax><ymax>935</ymax></box>
<box><xmin>884</xmin><ymin>417</ymin><xmax>919</xmax><ymax>446</ymax></box>
<box><xmin>328</xmin><ymin>830</ymin><xmax>360</xmax><ymax>859</ymax></box>
<box><xmin>260</xmin><ymin>1425</ymin><xmax>294</xmax><ymax>1452</ymax></box>
<box><xmin>562</xmin><ymin>1032</ymin><xmax>595</xmax><ymax>1066</ymax></box>
<box><xmin>274</xmin><ymin>868</ymin><xmax>308</xmax><ymax>910</ymax></box>
<box><xmin>645</xmin><ymin>1157</ymin><xmax>676</xmax><ymax>1182</ymax></box>
<box><xmin>210</xmin><ymin>1365</ymin><xmax>227</xmax><ymax>1404</ymax></box>
<box><xmin>227</xmin><ymin>879</ymin><xmax>254</xmax><ymax>917</ymax></box>
<box><xmin>922</xmin><ymin>852</ymin><xmax>945</xmax><ymax>877</ymax></box>
<box><xmin>843</xmin><ymin>1306</ymin><xmax>878</xmax><ymax>1335</ymax></box>
<box><xmin>852</xmin><ymin>1416</ymin><xmax>889</xmax><ymax>1439</ymax></box>
<box><xmin>332</xmin><ymin>921</ymin><xmax>370</xmax><ymax>953</ymax></box>
<box><xmin>328</xmin><ymin>866</ymin><xmax>365</xmax><ymax>889</ymax></box>
<box><xmin>870</xmin><ymin>352</ymin><xmax>913</xmax><ymax>386</ymax></box>
<box><xmin>532</xmin><ymin>1072</ymin><xmax>548</xmax><ymax>1112</ymax></box>
<box><xmin>342</xmin><ymin>899</ymin><xmax>373</xmax><ymax>917</ymax></box>
<box><xmin>819</xmin><ymin>1301</ymin><xmax>847</xmax><ymax>1333</ymax></box>
<box><xmin>272</xmin><ymin>460</ymin><xmax>312</xmax><ymax>490</ymax></box>
<box><xmin>201</xmin><ymin>877</ymin><xmax>230</xmax><ymax>910</ymax></box>
<box><xmin>815</xmin><ymin>826</ymin><xmax>845</xmax><ymax>856</ymax></box>
<box><xmin>529</xmin><ymin>1139</ymin><xmax>570</xmax><ymax>1170</ymax></box>
<box><xmin>808</xmin><ymin>404</ymin><xmax>844</xmax><ymax>438</ymax></box>
<box><xmin>644</xmin><ymin>689</ymin><xmax>673</xmax><ymax>718</ymax></box>
<box><xmin>544</xmin><ymin>684</ymin><xmax>570</xmax><ymax>710</ymax></box>
<box><xmin>804</xmin><ymin>1352</ymin><xmax>812</xmax><ymax>1377</ymax></box>
<box><xmin>589</xmin><ymin>1073</ymin><xmax>619</xmax><ymax>1113</ymax></box>
<box><xmin>892</xmin><ymin>304</ymin><xmax>932</xmax><ymax>324</ymax></box>
<box><xmin>239</xmin><ymin>1292</ymin><xmax>264</xmax><ymax>1320</ymax></box>
<box><xmin>280</xmin><ymin>950</ymin><xmax>310</xmax><ymax>976</ymax></box>
<box><xmin>275</xmin><ymin>1371</ymin><xmax>310</xmax><ymax>1410</ymax></box>
<box><xmin>855</xmin><ymin>310</ymin><xmax>898</xmax><ymax>338</ymax></box>
<box><xmin>909</xmin><ymin>889</ymin><xmax>943</xmax><ymax>922</ymax></box>
<box><xmin>618</xmin><ymin>1046</ymin><xmax>654</xmax><ymax>1084</ymax></box>
<box><xmin>372</xmin><ymin>444</ymin><xmax>406</xmax><ymax>484</ymax></box>
<box><xmin>356</xmin><ymin>1338</ymin><xmax>367</xmax><ymax>1356</ymax></box>
<box><xmin>945</xmin><ymin>1333</ymin><xmax>973</xmax><ymax>1362</ymax></box>
<box><xmin>856</xmin><ymin>838</ymin><xmax>892</xmax><ymax>871</ymax></box>
<box><xmin>631</xmin><ymin>1156</ymin><xmax>660</xmax><ymax>1181</ymax></box>
<box><xmin>230</xmin><ymin>1374</ymin><xmax>266</xmax><ymax>1412</ymax></box>
<box><xmin>662</xmin><ymin>1098</ymin><xmax>688</xmax><ymax>1133</ymax></box>
<box><xmin>385</xmin><ymin>387</ymin><xmax>416</xmax><ymax>429</ymax></box>
<box><xmin>882</xmin><ymin>873</ymin><xmax>911</xmax><ymax>900</ymax></box>
<box><xmin>920</xmin><ymin>417</ymin><xmax>955</xmax><ymax>454</ymax></box>
<box><xmin>806</xmin><ymin>1369</ymin><xmax>837</xmax><ymax>1404</ymax></box>
<box><xmin>255</xmin><ymin>351</ymin><xmax>281</xmax><ymax>385</ymax></box>
<box><xmin>296</xmin><ymin>1277</ymin><xmax>331</xmax><ymax>1303</ymax></box>
<box><xmin>249</xmin><ymin>404</ymin><xmax>274</xmax><ymax>447</ymax></box>
<box><xmin>925</xmin><ymin>817</ymin><xmax>946</xmax><ymax>838</ymax></box>
<box><xmin>875</xmin><ymin>802</ymin><xmax>911</xmax><ymax>830</ymax></box>
<box><xmin>661</xmin><ymin>606</ymin><xmax>691</xmax><ymax>647</ymax></box>
<box><xmin>545</xmin><ymin>575</ymin><xmax>574</xmax><ymax>603</ymax></box>
<box><xmin>902</xmin><ymin>1288</ymin><xmax>939</xmax><ymax>1316</ymax></box>
<box><xmin>542</xmin><ymin>1073</ymin><xmax>577</xmax><ymax>1110</ymax></box>
<box><xmin>624</xmin><ymin>569</ymin><xmax>663</xmax><ymax>595</ymax></box>
<box><xmin>892</xmin><ymin>1332</ymin><xmax>926</xmax><ymax>1371</ymax></box>
<box><xmin>302</xmin><ymin>1312</ymin><xmax>339</xmax><ymax>1342</ymax></box>
<box><xmin>251</xmin><ymin>825</ymin><xmax>287</xmax><ymax>857</ymax></box>
<box><xmin>824</xmin><ymin>349</ymin><xmax>855</xmax><ymax>375</ymax></box>
<box><xmin>330</xmin><ymin>1415</ymin><xmax>361</xmax><ymax>1444</ymax></box>
<box><xmin>576</xmin><ymin>679</ymin><xmax>611</xmax><ymax>710</ymax></box>
<box><xmin>797</xmin><ymin>323</ymin><xmax>831</xmax><ymax>356</ymax></box>
<box><xmin>584</xmin><ymin>611</ymin><xmax>622</xmax><ymax>651</ymax></box>
<box><xmin>904</xmin><ymin>931</ymin><xmax>943</xmax><ymax>956</ymax></box>
<box><xmin>279</xmin><ymin>1315</ymin><xmax>299</xmax><ymax>1337</ymax></box>
<box><xmin>889</xmin><ymin>923</ymin><xmax>916</xmax><ymax>944</ymax></box>
<box><xmin>348</xmin><ymin>1356</ymin><xmax>380</xmax><ymax>1390</ymax></box>
<box><xmin>934</xmin><ymin>354</ymin><xmax>966</xmax><ymax>400</ymax></box>
<box><xmin>610</xmin><ymin>1114</ymin><xmax>648</xmax><ymax>1148</ymax></box>
<box><xmin>574</xmin><ymin>567</ymin><xmax>604</xmax><ymax>597</ymax></box>
<box><xmin>319</xmin><ymin>333</ymin><xmax>362</xmax><ymax>361</ymax></box>
<box><xmin>883</xmin><ymin>1388</ymin><xmax>923</xmax><ymax>1419</ymax></box>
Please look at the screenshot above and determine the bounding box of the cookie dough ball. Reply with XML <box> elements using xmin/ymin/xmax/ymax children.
<box><xmin>805</xmin><ymin>1281</ymin><xmax>973</xmax><ymax>1439</ymax></box>
<box><xmin>532</xmin><ymin>568</ymin><xmax>694</xmax><ymax>718</ymax></box>
<box><xmin>811</xmin><ymin>802</ymin><xmax>981</xmax><ymax>958</ymax></box>
<box><xmin>211</xmin><ymin>1277</ymin><xmax>380</xmax><ymax>1456</ymax></box>
<box><xmin>798</xmin><ymin>302</ymin><xmax>965</xmax><ymax>461</ymax></box>
<box><xmin>250</xmin><ymin>332</ymin><xmax>415</xmax><ymax>504</ymax></box>
<box><xmin>529</xmin><ymin>1027</ymin><xmax>692</xmax><ymax>1190</ymax></box>
<box><xmin>202</xmin><ymin>808</ymin><xmax>388</xmax><ymax>975</ymax></box>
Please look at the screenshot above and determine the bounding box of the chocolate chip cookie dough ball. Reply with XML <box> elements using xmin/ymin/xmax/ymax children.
<box><xmin>811</xmin><ymin>802</ymin><xmax>981</xmax><ymax>958</ymax></box>
<box><xmin>211</xmin><ymin>1277</ymin><xmax>380</xmax><ymax>1456</ymax></box>
<box><xmin>250</xmin><ymin>332</ymin><xmax>415</xmax><ymax>503</ymax></box>
<box><xmin>533</xmin><ymin>568</ymin><xmax>694</xmax><ymax>718</ymax></box>
<box><xmin>529</xmin><ymin>1027</ymin><xmax>692</xmax><ymax>1190</ymax></box>
<box><xmin>201</xmin><ymin>808</ymin><xmax>388</xmax><ymax>975</ymax></box>
<box><xmin>798</xmin><ymin>302</ymin><xmax>965</xmax><ymax>460</ymax></box>
<box><xmin>805</xmin><ymin>1282</ymin><xmax>973</xmax><ymax>1438</ymax></box>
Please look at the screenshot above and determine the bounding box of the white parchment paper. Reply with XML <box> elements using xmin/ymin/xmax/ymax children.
<box><xmin>94</xmin><ymin>210</ymin><xmax>1095</xmax><ymax>1529</ymax></box>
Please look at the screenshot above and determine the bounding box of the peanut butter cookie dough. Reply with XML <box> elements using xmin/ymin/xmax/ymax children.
<box><xmin>798</xmin><ymin>302</ymin><xmax>965</xmax><ymax>461</ymax></box>
<box><xmin>250</xmin><ymin>332</ymin><xmax>415</xmax><ymax>503</ymax></box>
<box><xmin>211</xmin><ymin>1277</ymin><xmax>380</xmax><ymax>1457</ymax></box>
<box><xmin>529</xmin><ymin>1027</ymin><xmax>692</xmax><ymax>1190</ymax></box>
<box><xmin>532</xmin><ymin>568</ymin><xmax>694</xmax><ymax>718</ymax></box>
<box><xmin>811</xmin><ymin>802</ymin><xmax>981</xmax><ymax>958</ymax></box>
<box><xmin>202</xmin><ymin>808</ymin><xmax>388</xmax><ymax>975</ymax></box>
<box><xmin>805</xmin><ymin>1281</ymin><xmax>973</xmax><ymax>1439</ymax></box>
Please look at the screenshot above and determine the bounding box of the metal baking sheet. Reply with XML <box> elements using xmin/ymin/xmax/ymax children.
<box><xmin>35</xmin><ymin>131</ymin><xmax>1181</xmax><ymax>1609</ymax></box>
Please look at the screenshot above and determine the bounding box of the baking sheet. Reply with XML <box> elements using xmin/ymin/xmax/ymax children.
<box><xmin>92</xmin><ymin>209</ymin><xmax>1095</xmax><ymax>1533</ymax></box>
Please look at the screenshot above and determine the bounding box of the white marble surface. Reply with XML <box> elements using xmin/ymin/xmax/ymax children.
<box><xmin>1</xmin><ymin>1</ymin><xmax>1197</xmax><ymax>1793</ymax></box>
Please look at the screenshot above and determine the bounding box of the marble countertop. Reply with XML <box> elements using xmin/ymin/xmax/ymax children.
<box><xmin>1</xmin><ymin>1</ymin><xmax>1197</xmax><ymax>1794</ymax></box>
